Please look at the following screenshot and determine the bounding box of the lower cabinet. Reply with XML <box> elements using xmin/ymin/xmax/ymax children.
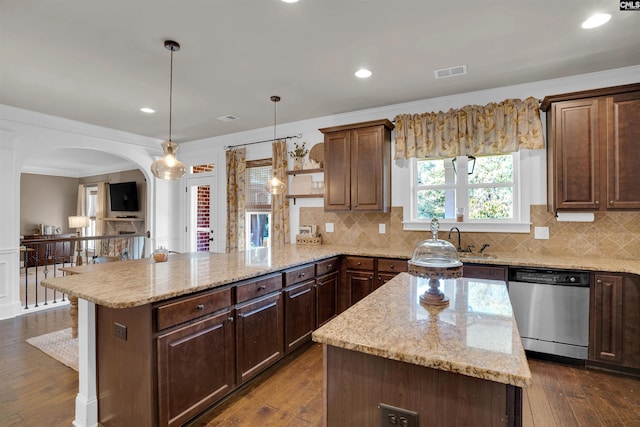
<box><xmin>376</xmin><ymin>258</ymin><xmax>408</xmax><ymax>290</ymax></box>
<box><xmin>157</xmin><ymin>310</ymin><xmax>235</xmax><ymax>427</ymax></box>
<box><xmin>235</xmin><ymin>292</ymin><xmax>284</xmax><ymax>384</ymax></box>
<box><xmin>589</xmin><ymin>272</ymin><xmax>640</xmax><ymax>370</ymax></box>
<box><xmin>284</xmin><ymin>280</ymin><xmax>316</xmax><ymax>353</ymax></box>
<box><xmin>462</xmin><ymin>264</ymin><xmax>507</xmax><ymax>281</ymax></box>
<box><xmin>345</xmin><ymin>256</ymin><xmax>375</xmax><ymax>305</ymax></box>
<box><xmin>316</xmin><ymin>270</ymin><xmax>339</xmax><ymax>327</ymax></box>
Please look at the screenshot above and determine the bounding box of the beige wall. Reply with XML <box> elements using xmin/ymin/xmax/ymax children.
<box><xmin>299</xmin><ymin>205</ymin><xmax>640</xmax><ymax>261</ymax></box>
<box><xmin>20</xmin><ymin>173</ymin><xmax>79</xmax><ymax>236</ymax></box>
<box><xmin>20</xmin><ymin>169</ymin><xmax>147</xmax><ymax>237</ymax></box>
<box><xmin>80</xmin><ymin>169</ymin><xmax>146</xmax><ymax>219</ymax></box>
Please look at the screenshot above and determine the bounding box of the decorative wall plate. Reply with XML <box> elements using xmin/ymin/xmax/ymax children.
<box><xmin>309</xmin><ymin>143</ymin><xmax>324</xmax><ymax>167</ymax></box>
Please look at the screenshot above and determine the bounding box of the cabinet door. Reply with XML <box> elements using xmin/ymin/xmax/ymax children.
<box><xmin>375</xmin><ymin>272</ymin><xmax>398</xmax><ymax>290</ymax></box>
<box><xmin>606</xmin><ymin>91</ymin><xmax>640</xmax><ymax>209</ymax></box>
<box><xmin>324</xmin><ymin>130</ymin><xmax>351</xmax><ymax>210</ymax></box>
<box><xmin>348</xmin><ymin>270</ymin><xmax>374</xmax><ymax>305</ymax></box>
<box><xmin>235</xmin><ymin>293</ymin><xmax>284</xmax><ymax>384</ymax></box>
<box><xmin>590</xmin><ymin>274</ymin><xmax>623</xmax><ymax>364</ymax></box>
<box><xmin>157</xmin><ymin>310</ymin><xmax>235</xmax><ymax>427</ymax></box>
<box><xmin>284</xmin><ymin>280</ymin><xmax>315</xmax><ymax>353</ymax></box>
<box><xmin>351</xmin><ymin>126</ymin><xmax>386</xmax><ymax>211</ymax></box>
<box><xmin>550</xmin><ymin>99</ymin><xmax>601</xmax><ymax>210</ymax></box>
<box><xmin>316</xmin><ymin>271</ymin><xmax>339</xmax><ymax>327</ymax></box>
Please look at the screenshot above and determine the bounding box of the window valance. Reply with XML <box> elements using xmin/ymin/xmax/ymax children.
<box><xmin>393</xmin><ymin>96</ymin><xmax>544</xmax><ymax>160</ymax></box>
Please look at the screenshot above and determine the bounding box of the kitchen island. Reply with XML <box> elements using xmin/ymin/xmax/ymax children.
<box><xmin>312</xmin><ymin>272</ymin><xmax>531</xmax><ymax>426</ymax></box>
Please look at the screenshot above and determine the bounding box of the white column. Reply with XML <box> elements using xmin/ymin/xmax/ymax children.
<box><xmin>73</xmin><ymin>299</ymin><xmax>98</xmax><ymax>427</ymax></box>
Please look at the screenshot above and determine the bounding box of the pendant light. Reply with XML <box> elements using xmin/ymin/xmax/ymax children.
<box><xmin>264</xmin><ymin>95</ymin><xmax>286</xmax><ymax>195</ymax></box>
<box><xmin>151</xmin><ymin>40</ymin><xmax>187</xmax><ymax>180</ymax></box>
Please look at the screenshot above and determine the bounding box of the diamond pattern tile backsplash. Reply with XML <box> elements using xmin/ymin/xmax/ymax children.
<box><xmin>299</xmin><ymin>205</ymin><xmax>640</xmax><ymax>260</ymax></box>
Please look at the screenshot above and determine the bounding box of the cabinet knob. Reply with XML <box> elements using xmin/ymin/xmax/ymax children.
<box><xmin>609</xmin><ymin>200</ymin><xmax>614</xmax><ymax>205</ymax></box>
<box><xmin>258</xmin><ymin>285</ymin><xmax>267</xmax><ymax>290</ymax></box>
<box><xmin>596</xmin><ymin>279</ymin><xmax>602</xmax><ymax>284</ymax></box>
<box><xmin>327</xmin><ymin>264</ymin><xmax>332</xmax><ymax>269</ymax></box>
<box><xmin>357</xmin><ymin>262</ymin><xmax>361</xmax><ymax>266</ymax></box>
<box><xmin>595</xmin><ymin>200</ymin><xmax>599</xmax><ymax>205</ymax></box>
<box><xmin>390</xmin><ymin>265</ymin><xmax>395</xmax><ymax>269</ymax></box>
<box><xmin>227</xmin><ymin>316</ymin><xmax>234</xmax><ymax>323</ymax></box>
<box><xmin>369</xmin><ymin>275</ymin><xmax>373</xmax><ymax>280</ymax></box>
<box><xmin>196</xmin><ymin>304</ymin><xmax>205</xmax><ymax>311</ymax></box>
<box><xmin>299</xmin><ymin>273</ymin><xmax>305</xmax><ymax>277</ymax></box>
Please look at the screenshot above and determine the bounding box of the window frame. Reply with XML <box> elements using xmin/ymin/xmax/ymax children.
<box><xmin>404</xmin><ymin>152</ymin><xmax>531</xmax><ymax>233</ymax></box>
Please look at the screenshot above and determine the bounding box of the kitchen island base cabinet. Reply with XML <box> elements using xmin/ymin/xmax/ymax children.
<box><xmin>324</xmin><ymin>345</ymin><xmax>521</xmax><ymax>427</ymax></box>
<box><xmin>284</xmin><ymin>280</ymin><xmax>316</xmax><ymax>353</ymax></box>
<box><xmin>157</xmin><ymin>310</ymin><xmax>235</xmax><ymax>427</ymax></box>
<box><xmin>236</xmin><ymin>293</ymin><xmax>284</xmax><ymax>385</ymax></box>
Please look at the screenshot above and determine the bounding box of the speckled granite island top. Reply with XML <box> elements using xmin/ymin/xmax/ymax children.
<box><xmin>312</xmin><ymin>272</ymin><xmax>532</xmax><ymax>388</ymax></box>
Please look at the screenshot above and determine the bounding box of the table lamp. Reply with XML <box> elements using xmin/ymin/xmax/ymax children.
<box><xmin>68</xmin><ymin>215</ymin><xmax>90</xmax><ymax>266</ymax></box>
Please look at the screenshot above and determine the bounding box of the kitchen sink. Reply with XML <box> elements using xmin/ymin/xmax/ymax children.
<box><xmin>457</xmin><ymin>252</ymin><xmax>497</xmax><ymax>260</ymax></box>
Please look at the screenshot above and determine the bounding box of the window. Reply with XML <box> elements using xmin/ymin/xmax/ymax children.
<box><xmin>409</xmin><ymin>153</ymin><xmax>527</xmax><ymax>232</ymax></box>
<box><xmin>245</xmin><ymin>159</ymin><xmax>272</xmax><ymax>248</ymax></box>
<box><xmin>85</xmin><ymin>185</ymin><xmax>98</xmax><ymax>250</ymax></box>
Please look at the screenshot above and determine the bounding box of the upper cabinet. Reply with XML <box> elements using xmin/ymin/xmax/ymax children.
<box><xmin>319</xmin><ymin>119</ymin><xmax>394</xmax><ymax>212</ymax></box>
<box><xmin>542</xmin><ymin>83</ymin><xmax>640</xmax><ymax>212</ymax></box>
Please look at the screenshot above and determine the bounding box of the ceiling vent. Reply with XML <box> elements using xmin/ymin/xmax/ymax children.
<box><xmin>434</xmin><ymin>64</ymin><xmax>467</xmax><ymax>79</ymax></box>
<box><xmin>217</xmin><ymin>114</ymin><xmax>239</xmax><ymax>122</ymax></box>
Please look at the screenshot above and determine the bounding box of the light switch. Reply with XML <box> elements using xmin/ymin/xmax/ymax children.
<box><xmin>325</xmin><ymin>223</ymin><xmax>334</xmax><ymax>233</ymax></box>
<box><xmin>379</xmin><ymin>224</ymin><xmax>386</xmax><ymax>234</ymax></box>
<box><xmin>534</xmin><ymin>226</ymin><xmax>549</xmax><ymax>240</ymax></box>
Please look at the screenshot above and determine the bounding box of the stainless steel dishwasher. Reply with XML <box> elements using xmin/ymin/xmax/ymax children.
<box><xmin>508</xmin><ymin>267</ymin><xmax>590</xmax><ymax>360</ymax></box>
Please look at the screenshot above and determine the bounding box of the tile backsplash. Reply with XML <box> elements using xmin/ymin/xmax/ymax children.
<box><xmin>299</xmin><ymin>205</ymin><xmax>640</xmax><ymax>260</ymax></box>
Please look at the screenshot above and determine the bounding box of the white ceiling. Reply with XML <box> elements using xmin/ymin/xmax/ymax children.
<box><xmin>2</xmin><ymin>1</ymin><xmax>640</xmax><ymax>175</ymax></box>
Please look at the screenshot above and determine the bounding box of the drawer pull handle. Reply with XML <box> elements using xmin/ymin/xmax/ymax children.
<box><xmin>196</xmin><ymin>304</ymin><xmax>205</xmax><ymax>311</ymax></box>
<box><xmin>258</xmin><ymin>285</ymin><xmax>267</xmax><ymax>290</ymax></box>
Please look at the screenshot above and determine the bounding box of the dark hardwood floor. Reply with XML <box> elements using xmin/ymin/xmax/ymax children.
<box><xmin>2</xmin><ymin>306</ymin><xmax>639</xmax><ymax>426</ymax></box>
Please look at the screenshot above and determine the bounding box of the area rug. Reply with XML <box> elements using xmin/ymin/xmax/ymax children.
<box><xmin>26</xmin><ymin>328</ymin><xmax>78</xmax><ymax>371</ymax></box>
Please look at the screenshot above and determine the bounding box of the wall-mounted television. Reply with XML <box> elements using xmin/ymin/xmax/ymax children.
<box><xmin>109</xmin><ymin>181</ymin><xmax>139</xmax><ymax>212</ymax></box>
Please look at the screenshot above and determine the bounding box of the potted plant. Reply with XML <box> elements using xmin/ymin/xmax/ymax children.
<box><xmin>288</xmin><ymin>141</ymin><xmax>309</xmax><ymax>170</ymax></box>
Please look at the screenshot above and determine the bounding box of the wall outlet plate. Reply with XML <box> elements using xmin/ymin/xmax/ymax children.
<box><xmin>534</xmin><ymin>226</ymin><xmax>549</xmax><ymax>240</ymax></box>
<box><xmin>114</xmin><ymin>322</ymin><xmax>127</xmax><ymax>341</ymax></box>
<box><xmin>379</xmin><ymin>403</ymin><xmax>418</xmax><ymax>426</ymax></box>
<box><xmin>325</xmin><ymin>223</ymin><xmax>334</xmax><ymax>233</ymax></box>
<box><xmin>379</xmin><ymin>224</ymin><xmax>386</xmax><ymax>234</ymax></box>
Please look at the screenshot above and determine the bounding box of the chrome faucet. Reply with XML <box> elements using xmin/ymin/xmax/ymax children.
<box><xmin>448</xmin><ymin>227</ymin><xmax>462</xmax><ymax>252</ymax></box>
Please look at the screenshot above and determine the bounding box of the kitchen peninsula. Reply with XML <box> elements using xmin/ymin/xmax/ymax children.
<box><xmin>41</xmin><ymin>245</ymin><xmax>640</xmax><ymax>426</ymax></box>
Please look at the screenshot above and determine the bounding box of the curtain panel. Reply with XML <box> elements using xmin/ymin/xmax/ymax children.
<box><xmin>225</xmin><ymin>148</ymin><xmax>246</xmax><ymax>253</ymax></box>
<box><xmin>393</xmin><ymin>96</ymin><xmax>544</xmax><ymax>160</ymax></box>
<box><xmin>271</xmin><ymin>140</ymin><xmax>290</xmax><ymax>246</ymax></box>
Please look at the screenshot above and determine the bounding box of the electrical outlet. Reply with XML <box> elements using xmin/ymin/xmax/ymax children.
<box><xmin>534</xmin><ymin>226</ymin><xmax>549</xmax><ymax>240</ymax></box>
<box><xmin>379</xmin><ymin>403</ymin><xmax>418</xmax><ymax>426</ymax></box>
<box><xmin>325</xmin><ymin>223</ymin><xmax>334</xmax><ymax>233</ymax></box>
<box><xmin>114</xmin><ymin>322</ymin><xmax>127</xmax><ymax>341</ymax></box>
<box><xmin>379</xmin><ymin>223</ymin><xmax>386</xmax><ymax>234</ymax></box>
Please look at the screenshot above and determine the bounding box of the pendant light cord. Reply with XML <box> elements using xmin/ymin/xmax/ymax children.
<box><xmin>169</xmin><ymin>47</ymin><xmax>174</xmax><ymax>142</ymax></box>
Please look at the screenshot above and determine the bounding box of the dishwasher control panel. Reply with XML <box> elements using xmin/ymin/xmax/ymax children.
<box><xmin>508</xmin><ymin>268</ymin><xmax>590</xmax><ymax>286</ymax></box>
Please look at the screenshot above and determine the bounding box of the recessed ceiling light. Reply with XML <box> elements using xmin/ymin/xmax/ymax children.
<box><xmin>355</xmin><ymin>69</ymin><xmax>372</xmax><ymax>78</ymax></box>
<box><xmin>281</xmin><ymin>0</ymin><xmax>299</xmax><ymax>3</ymax></box>
<box><xmin>581</xmin><ymin>13</ymin><xmax>611</xmax><ymax>29</ymax></box>
<box><xmin>140</xmin><ymin>107</ymin><xmax>155</xmax><ymax>114</ymax></box>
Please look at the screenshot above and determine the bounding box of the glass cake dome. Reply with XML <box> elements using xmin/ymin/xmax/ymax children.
<box><xmin>408</xmin><ymin>219</ymin><xmax>462</xmax><ymax>279</ymax></box>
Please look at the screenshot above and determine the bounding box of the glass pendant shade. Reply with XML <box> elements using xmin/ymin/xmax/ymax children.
<box><xmin>151</xmin><ymin>141</ymin><xmax>186</xmax><ymax>180</ymax></box>
<box><xmin>264</xmin><ymin>176</ymin><xmax>286</xmax><ymax>195</ymax></box>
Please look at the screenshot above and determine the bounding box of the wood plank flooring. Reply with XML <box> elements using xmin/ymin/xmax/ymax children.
<box><xmin>2</xmin><ymin>306</ymin><xmax>639</xmax><ymax>426</ymax></box>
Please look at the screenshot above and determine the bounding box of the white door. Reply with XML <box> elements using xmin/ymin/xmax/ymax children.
<box><xmin>186</xmin><ymin>176</ymin><xmax>216</xmax><ymax>252</ymax></box>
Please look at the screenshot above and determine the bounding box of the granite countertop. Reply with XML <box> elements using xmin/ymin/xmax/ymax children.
<box><xmin>42</xmin><ymin>243</ymin><xmax>640</xmax><ymax>309</ymax></box>
<box><xmin>312</xmin><ymin>272</ymin><xmax>532</xmax><ymax>388</ymax></box>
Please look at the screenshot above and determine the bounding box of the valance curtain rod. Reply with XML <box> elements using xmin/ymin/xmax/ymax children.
<box><xmin>224</xmin><ymin>133</ymin><xmax>302</xmax><ymax>151</ymax></box>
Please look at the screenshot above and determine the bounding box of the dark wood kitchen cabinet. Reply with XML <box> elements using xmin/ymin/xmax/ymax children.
<box><xmin>315</xmin><ymin>261</ymin><xmax>339</xmax><ymax>327</ymax></box>
<box><xmin>319</xmin><ymin>119</ymin><xmax>393</xmax><ymax>212</ymax></box>
<box><xmin>157</xmin><ymin>309</ymin><xmax>235</xmax><ymax>426</ymax></box>
<box><xmin>283</xmin><ymin>263</ymin><xmax>316</xmax><ymax>353</ymax></box>
<box><xmin>375</xmin><ymin>258</ymin><xmax>408</xmax><ymax>290</ymax></box>
<box><xmin>345</xmin><ymin>256</ymin><xmax>375</xmax><ymax>305</ymax></box>
<box><xmin>235</xmin><ymin>274</ymin><xmax>284</xmax><ymax>384</ymax></box>
<box><xmin>589</xmin><ymin>272</ymin><xmax>640</xmax><ymax>371</ymax></box>
<box><xmin>542</xmin><ymin>83</ymin><xmax>640</xmax><ymax>212</ymax></box>
<box><xmin>462</xmin><ymin>264</ymin><xmax>507</xmax><ymax>281</ymax></box>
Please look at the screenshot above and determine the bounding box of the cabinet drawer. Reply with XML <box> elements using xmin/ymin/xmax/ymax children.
<box><xmin>377</xmin><ymin>258</ymin><xmax>408</xmax><ymax>273</ymax></box>
<box><xmin>283</xmin><ymin>264</ymin><xmax>315</xmax><ymax>286</ymax></box>
<box><xmin>345</xmin><ymin>256</ymin><xmax>374</xmax><ymax>270</ymax></box>
<box><xmin>316</xmin><ymin>257</ymin><xmax>339</xmax><ymax>276</ymax></box>
<box><xmin>156</xmin><ymin>287</ymin><xmax>232</xmax><ymax>331</ymax></box>
<box><xmin>236</xmin><ymin>273</ymin><xmax>282</xmax><ymax>304</ymax></box>
<box><xmin>463</xmin><ymin>264</ymin><xmax>507</xmax><ymax>281</ymax></box>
